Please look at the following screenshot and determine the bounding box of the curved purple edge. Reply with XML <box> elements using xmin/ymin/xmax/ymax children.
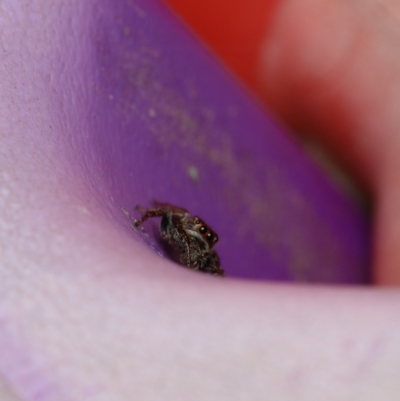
<box><xmin>58</xmin><ymin>0</ymin><xmax>370</xmax><ymax>282</ymax></box>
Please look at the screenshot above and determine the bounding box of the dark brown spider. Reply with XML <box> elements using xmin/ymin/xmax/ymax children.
<box><xmin>134</xmin><ymin>201</ymin><xmax>224</xmax><ymax>276</ymax></box>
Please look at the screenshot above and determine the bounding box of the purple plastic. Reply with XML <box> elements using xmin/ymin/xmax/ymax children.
<box><xmin>64</xmin><ymin>0</ymin><xmax>370</xmax><ymax>282</ymax></box>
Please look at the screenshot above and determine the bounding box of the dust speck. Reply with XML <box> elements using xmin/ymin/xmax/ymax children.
<box><xmin>188</xmin><ymin>166</ymin><xmax>199</xmax><ymax>183</ymax></box>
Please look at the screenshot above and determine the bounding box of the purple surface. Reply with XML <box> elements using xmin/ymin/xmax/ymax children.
<box><xmin>64</xmin><ymin>0</ymin><xmax>370</xmax><ymax>282</ymax></box>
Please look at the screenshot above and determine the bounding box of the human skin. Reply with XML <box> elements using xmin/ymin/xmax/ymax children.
<box><xmin>1</xmin><ymin>1</ymin><xmax>400</xmax><ymax>401</ymax></box>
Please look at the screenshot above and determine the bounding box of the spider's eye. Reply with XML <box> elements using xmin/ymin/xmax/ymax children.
<box><xmin>207</xmin><ymin>232</ymin><xmax>214</xmax><ymax>241</ymax></box>
<box><xmin>199</xmin><ymin>226</ymin><xmax>207</xmax><ymax>234</ymax></box>
<box><xmin>213</xmin><ymin>234</ymin><xmax>218</xmax><ymax>243</ymax></box>
<box><xmin>194</xmin><ymin>217</ymin><xmax>200</xmax><ymax>225</ymax></box>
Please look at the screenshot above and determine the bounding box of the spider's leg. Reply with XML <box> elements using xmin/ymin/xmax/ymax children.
<box><xmin>184</xmin><ymin>241</ymin><xmax>192</xmax><ymax>268</ymax></box>
<box><xmin>179</xmin><ymin>240</ymin><xmax>192</xmax><ymax>268</ymax></box>
<box><xmin>198</xmin><ymin>250</ymin><xmax>225</xmax><ymax>276</ymax></box>
<box><xmin>134</xmin><ymin>206</ymin><xmax>167</xmax><ymax>227</ymax></box>
<box><xmin>168</xmin><ymin>214</ymin><xmax>193</xmax><ymax>267</ymax></box>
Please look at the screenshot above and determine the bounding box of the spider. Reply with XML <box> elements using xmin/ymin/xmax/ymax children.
<box><xmin>134</xmin><ymin>201</ymin><xmax>224</xmax><ymax>276</ymax></box>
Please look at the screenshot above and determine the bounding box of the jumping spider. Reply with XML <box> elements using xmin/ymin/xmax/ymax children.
<box><xmin>134</xmin><ymin>201</ymin><xmax>224</xmax><ymax>276</ymax></box>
